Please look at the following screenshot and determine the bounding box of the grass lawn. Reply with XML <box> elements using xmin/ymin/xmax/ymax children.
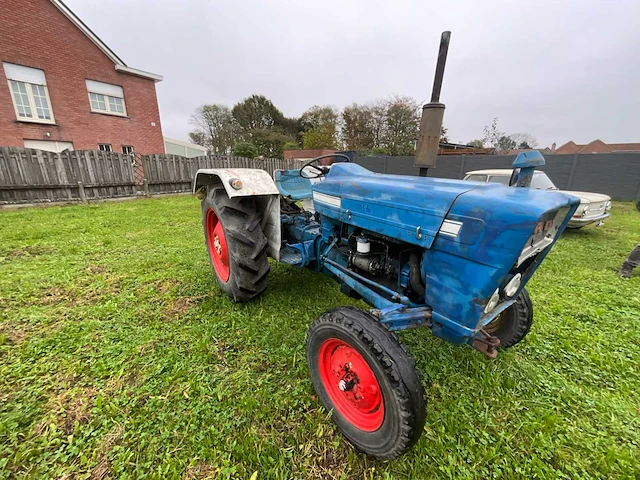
<box><xmin>1</xmin><ymin>197</ymin><xmax>639</xmax><ymax>479</ymax></box>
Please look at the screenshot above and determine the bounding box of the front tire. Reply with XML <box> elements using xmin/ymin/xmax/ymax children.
<box><xmin>306</xmin><ymin>307</ymin><xmax>426</xmax><ymax>459</ymax></box>
<box><xmin>484</xmin><ymin>288</ymin><xmax>533</xmax><ymax>348</ymax></box>
<box><xmin>201</xmin><ymin>186</ymin><xmax>270</xmax><ymax>302</ymax></box>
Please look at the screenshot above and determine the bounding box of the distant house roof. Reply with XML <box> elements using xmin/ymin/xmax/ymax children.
<box><xmin>555</xmin><ymin>140</ymin><xmax>640</xmax><ymax>155</ymax></box>
<box><xmin>51</xmin><ymin>0</ymin><xmax>163</xmax><ymax>82</ymax></box>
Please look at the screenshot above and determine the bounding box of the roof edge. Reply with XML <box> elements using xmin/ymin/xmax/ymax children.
<box><xmin>164</xmin><ymin>137</ymin><xmax>207</xmax><ymax>150</ymax></box>
<box><xmin>115</xmin><ymin>65</ymin><xmax>163</xmax><ymax>82</ymax></box>
<box><xmin>51</xmin><ymin>0</ymin><xmax>126</xmax><ymax>66</ymax></box>
<box><xmin>51</xmin><ymin>0</ymin><xmax>162</xmax><ymax>82</ymax></box>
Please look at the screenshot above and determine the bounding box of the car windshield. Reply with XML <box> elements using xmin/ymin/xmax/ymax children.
<box><xmin>487</xmin><ymin>175</ymin><xmax>510</xmax><ymax>186</ymax></box>
<box><xmin>530</xmin><ymin>172</ymin><xmax>558</xmax><ymax>190</ymax></box>
<box><xmin>485</xmin><ymin>172</ymin><xmax>558</xmax><ymax>190</ymax></box>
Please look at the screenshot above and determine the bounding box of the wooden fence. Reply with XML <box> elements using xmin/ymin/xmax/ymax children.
<box><xmin>0</xmin><ymin>147</ymin><xmax>300</xmax><ymax>204</ymax></box>
<box><xmin>141</xmin><ymin>154</ymin><xmax>300</xmax><ymax>195</ymax></box>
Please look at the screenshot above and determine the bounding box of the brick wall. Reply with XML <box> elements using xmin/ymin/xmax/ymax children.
<box><xmin>0</xmin><ymin>0</ymin><xmax>164</xmax><ymax>154</ymax></box>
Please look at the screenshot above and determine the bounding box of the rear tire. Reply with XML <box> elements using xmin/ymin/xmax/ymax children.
<box><xmin>485</xmin><ymin>288</ymin><xmax>533</xmax><ymax>348</ymax></box>
<box><xmin>306</xmin><ymin>307</ymin><xmax>426</xmax><ymax>459</ymax></box>
<box><xmin>201</xmin><ymin>186</ymin><xmax>270</xmax><ymax>302</ymax></box>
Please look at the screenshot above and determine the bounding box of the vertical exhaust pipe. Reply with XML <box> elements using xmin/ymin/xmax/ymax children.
<box><xmin>415</xmin><ymin>31</ymin><xmax>451</xmax><ymax>176</ymax></box>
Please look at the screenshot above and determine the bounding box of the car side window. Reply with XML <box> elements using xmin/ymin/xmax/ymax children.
<box><xmin>465</xmin><ymin>174</ymin><xmax>488</xmax><ymax>182</ymax></box>
<box><xmin>488</xmin><ymin>175</ymin><xmax>510</xmax><ymax>186</ymax></box>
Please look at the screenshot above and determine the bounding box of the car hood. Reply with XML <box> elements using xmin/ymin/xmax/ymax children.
<box><xmin>560</xmin><ymin>190</ymin><xmax>610</xmax><ymax>203</ymax></box>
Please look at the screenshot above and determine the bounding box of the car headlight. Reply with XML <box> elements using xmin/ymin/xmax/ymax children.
<box><xmin>581</xmin><ymin>205</ymin><xmax>590</xmax><ymax>217</ymax></box>
<box><xmin>484</xmin><ymin>288</ymin><xmax>500</xmax><ymax>314</ymax></box>
<box><xmin>606</xmin><ymin>201</ymin><xmax>612</xmax><ymax>211</ymax></box>
<box><xmin>504</xmin><ymin>273</ymin><xmax>522</xmax><ymax>298</ymax></box>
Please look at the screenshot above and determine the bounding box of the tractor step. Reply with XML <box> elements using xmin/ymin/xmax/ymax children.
<box><xmin>280</xmin><ymin>246</ymin><xmax>303</xmax><ymax>266</ymax></box>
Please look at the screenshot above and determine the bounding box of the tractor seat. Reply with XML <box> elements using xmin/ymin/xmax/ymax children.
<box><xmin>274</xmin><ymin>169</ymin><xmax>313</xmax><ymax>200</ymax></box>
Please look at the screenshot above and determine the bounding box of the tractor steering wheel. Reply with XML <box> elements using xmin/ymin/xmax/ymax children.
<box><xmin>299</xmin><ymin>153</ymin><xmax>352</xmax><ymax>179</ymax></box>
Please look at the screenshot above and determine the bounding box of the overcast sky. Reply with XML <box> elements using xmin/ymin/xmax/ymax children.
<box><xmin>68</xmin><ymin>0</ymin><xmax>640</xmax><ymax>148</ymax></box>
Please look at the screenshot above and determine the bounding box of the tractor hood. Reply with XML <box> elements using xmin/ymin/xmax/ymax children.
<box><xmin>312</xmin><ymin>162</ymin><xmax>476</xmax><ymax>248</ymax></box>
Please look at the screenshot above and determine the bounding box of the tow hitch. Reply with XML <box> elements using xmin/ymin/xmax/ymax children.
<box><xmin>472</xmin><ymin>329</ymin><xmax>501</xmax><ymax>359</ymax></box>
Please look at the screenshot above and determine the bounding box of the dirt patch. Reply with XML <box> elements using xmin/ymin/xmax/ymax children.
<box><xmin>33</xmin><ymin>386</ymin><xmax>96</xmax><ymax>436</ymax></box>
<box><xmin>38</xmin><ymin>286</ymin><xmax>74</xmax><ymax>306</ymax></box>
<box><xmin>30</xmin><ymin>267</ymin><xmax>123</xmax><ymax>308</ymax></box>
<box><xmin>163</xmin><ymin>297</ymin><xmax>196</xmax><ymax>319</ymax></box>
<box><xmin>100</xmin><ymin>423</ymin><xmax>125</xmax><ymax>452</ymax></box>
<box><xmin>91</xmin><ymin>457</ymin><xmax>111</xmax><ymax>480</ymax></box>
<box><xmin>184</xmin><ymin>463</ymin><xmax>217</xmax><ymax>479</ymax></box>
<box><xmin>155</xmin><ymin>278</ymin><xmax>179</xmax><ymax>295</ymax></box>
<box><xmin>8</xmin><ymin>245</ymin><xmax>52</xmax><ymax>258</ymax></box>
<box><xmin>0</xmin><ymin>321</ymin><xmax>37</xmax><ymax>345</ymax></box>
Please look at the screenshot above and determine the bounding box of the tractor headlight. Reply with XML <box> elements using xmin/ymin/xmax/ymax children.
<box><xmin>504</xmin><ymin>273</ymin><xmax>522</xmax><ymax>298</ymax></box>
<box><xmin>484</xmin><ymin>288</ymin><xmax>500</xmax><ymax>314</ymax></box>
<box><xmin>606</xmin><ymin>201</ymin><xmax>612</xmax><ymax>211</ymax></box>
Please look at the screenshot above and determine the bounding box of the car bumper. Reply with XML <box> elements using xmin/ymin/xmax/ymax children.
<box><xmin>568</xmin><ymin>212</ymin><xmax>610</xmax><ymax>227</ymax></box>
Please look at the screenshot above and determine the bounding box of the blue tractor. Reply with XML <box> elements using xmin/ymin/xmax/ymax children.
<box><xmin>193</xmin><ymin>33</ymin><xmax>580</xmax><ymax>459</ymax></box>
<box><xmin>193</xmin><ymin>151</ymin><xmax>578</xmax><ymax>458</ymax></box>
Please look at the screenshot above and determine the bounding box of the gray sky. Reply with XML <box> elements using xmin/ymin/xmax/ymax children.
<box><xmin>68</xmin><ymin>0</ymin><xmax>640</xmax><ymax>148</ymax></box>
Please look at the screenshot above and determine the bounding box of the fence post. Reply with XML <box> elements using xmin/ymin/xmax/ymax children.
<box><xmin>566</xmin><ymin>153</ymin><xmax>580</xmax><ymax>190</ymax></box>
<box><xmin>143</xmin><ymin>179</ymin><xmax>150</xmax><ymax>197</ymax></box>
<box><xmin>458</xmin><ymin>155</ymin><xmax>466</xmax><ymax>179</ymax></box>
<box><xmin>77</xmin><ymin>181</ymin><xmax>87</xmax><ymax>202</ymax></box>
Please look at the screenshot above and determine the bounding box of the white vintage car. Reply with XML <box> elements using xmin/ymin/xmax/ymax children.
<box><xmin>464</xmin><ymin>169</ymin><xmax>612</xmax><ymax>228</ymax></box>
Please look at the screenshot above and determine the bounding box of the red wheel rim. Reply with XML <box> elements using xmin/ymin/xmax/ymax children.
<box><xmin>205</xmin><ymin>208</ymin><xmax>230</xmax><ymax>282</ymax></box>
<box><xmin>318</xmin><ymin>338</ymin><xmax>384</xmax><ymax>431</ymax></box>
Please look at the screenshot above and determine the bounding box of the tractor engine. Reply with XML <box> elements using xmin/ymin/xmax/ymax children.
<box><xmin>343</xmin><ymin>231</ymin><xmax>424</xmax><ymax>302</ymax></box>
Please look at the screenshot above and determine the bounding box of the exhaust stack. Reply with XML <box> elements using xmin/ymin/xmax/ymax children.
<box><xmin>415</xmin><ymin>31</ymin><xmax>451</xmax><ymax>176</ymax></box>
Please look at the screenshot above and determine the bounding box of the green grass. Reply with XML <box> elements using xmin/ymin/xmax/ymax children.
<box><xmin>1</xmin><ymin>197</ymin><xmax>639</xmax><ymax>479</ymax></box>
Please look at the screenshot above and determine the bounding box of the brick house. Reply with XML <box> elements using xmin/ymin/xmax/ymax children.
<box><xmin>0</xmin><ymin>0</ymin><xmax>164</xmax><ymax>154</ymax></box>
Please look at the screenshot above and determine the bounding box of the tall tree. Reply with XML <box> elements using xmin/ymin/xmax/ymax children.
<box><xmin>466</xmin><ymin>139</ymin><xmax>485</xmax><ymax>148</ymax></box>
<box><xmin>189</xmin><ymin>104</ymin><xmax>241</xmax><ymax>155</ymax></box>
<box><xmin>497</xmin><ymin>135</ymin><xmax>517</xmax><ymax>152</ymax></box>
<box><xmin>369</xmin><ymin>101</ymin><xmax>388</xmax><ymax>151</ymax></box>
<box><xmin>300</xmin><ymin>105</ymin><xmax>339</xmax><ymax>149</ymax></box>
<box><xmin>231</xmin><ymin>95</ymin><xmax>285</xmax><ymax>133</ymax></box>
<box><xmin>482</xmin><ymin>117</ymin><xmax>503</xmax><ymax>150</ymax></box>
<box><xmin>510</xmin><ymin>133</ymin><xmax>538</xmax><ymax>149</ymax></box>
<box><xmin>383</xmin><ymin>96</ymin><xmax>420</xmax><ymax>156</ymax></box>
<box><xmin>342</xmin><ymin>103</ymin><xmax>375</xmax><ymax>150</ymax></box>
<box><xmin>440</xmin><ymin>125</ymin><xmax>449</xmax><ymax>144</ymax></box>
<box><xmin>250</xmin><ymin>128</ymin><xmax>294</xmax><ymax>158</ymax></box>
<box><xmin>188</xmin><ymin>131</ymin><xmax>206</xmax><ymax>147</ymax></box>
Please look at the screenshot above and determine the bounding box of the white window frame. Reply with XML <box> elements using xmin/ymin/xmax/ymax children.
<box><xmin>98</xmin><ymin>143</ymin><xmax>113</xmax><ymax>152</ymax></box>
<box><xmin>86</xmin><ymin>80</ymin><xmax>127</xmax><ymax>117</ymax></box>
<box><xmin>122</xmin><ymin>145</ymin><xmax>134</xmax><ymax>155</ymax></box>
<box><xmin>3</xmin><ymin>64</ymin><xmax>55</xmax><ymax>125</ymax></box>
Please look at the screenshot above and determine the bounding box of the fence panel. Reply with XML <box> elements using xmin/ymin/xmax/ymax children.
<box><xmin>140</xmin><ymin>154</ymin><xmax>297</xmax><ymax>195</ymax></box>
<box><xmin>355</xmin><ymin>153</ymin><xmax>639</xmax><ymax>201</ymax></box>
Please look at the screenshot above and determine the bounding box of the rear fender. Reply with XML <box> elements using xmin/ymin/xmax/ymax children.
<box><xmin>193</xmin><ymin>168</ymin><xmax>281</xmax><ymax>260</ymax></box>
<box><xmin>193</xmin><ymin>168</ymin><xmax>279</xmax><ymax>197</ymax></box>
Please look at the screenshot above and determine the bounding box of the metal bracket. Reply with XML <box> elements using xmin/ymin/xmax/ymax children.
<box><xmin>471</xmin><ymin>328</ymin><xmax>500</xmax><ymax>359</ymax></box>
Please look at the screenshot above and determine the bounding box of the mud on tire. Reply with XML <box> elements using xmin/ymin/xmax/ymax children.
<box><xmin>306</xmin><ymin>306</ymin><xmax>426</xmax><ymax>459</ymax></box>
<box><xmin>201</xmin><ymin>186</ymin><xmax>270</xmax><ymax>302</ymax></box>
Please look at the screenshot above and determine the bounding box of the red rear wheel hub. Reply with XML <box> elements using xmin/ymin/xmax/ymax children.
<box><xmin>205</xmin><ymin>209</ymin><xmax>230</xmax><ymax>282</ymax></box>
<box><xmin>318</xmin><ymin>338</ymin><xmax>384</xmax><ymax>431</ymax></box>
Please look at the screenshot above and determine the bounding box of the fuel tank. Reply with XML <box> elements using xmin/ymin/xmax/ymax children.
<box><xmin>312</xmin><ymin>163</ymin><xmax>475</xmax><ymax>248</ymax></box>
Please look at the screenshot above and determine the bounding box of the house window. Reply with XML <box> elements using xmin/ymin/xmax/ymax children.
<box><xmin>85</xmin><ymin>79</ymin><xmax>127</xmax><ymax>116</ymax></box>
<box><xmin>3</xmin><ymin>63</ymin><xmax>55</xmax><ymax>124</ymax></box>
<box><xmin>122</xmin><ymin>145</ymin><xmax>134</xmax><ymax>155</ymax></box>
<box><xmin>98</xmin><ymin>144</ymin><xmax>112</xmax><ymax>152</ymax></box>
